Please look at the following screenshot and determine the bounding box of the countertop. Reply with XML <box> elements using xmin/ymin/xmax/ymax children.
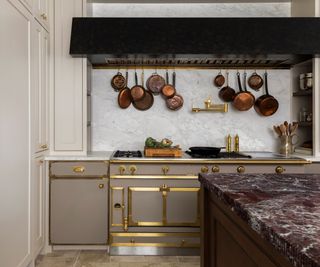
<box><xmin>44</xmin><ymin>151</ymin><xmax>310</xmax><ymax>164</ymax></box>
<box><xmin>199</xmin><ymin>173</ymin><xmax>320</xmax><ymax>267</ymax></box>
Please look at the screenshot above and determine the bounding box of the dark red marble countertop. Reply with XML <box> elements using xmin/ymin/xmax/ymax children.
<box><xmin>199</xmin><ymin>173</ymin><xmax>320</xmax><ymax>267</ymax></box>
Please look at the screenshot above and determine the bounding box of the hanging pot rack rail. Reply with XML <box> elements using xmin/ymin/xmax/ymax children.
<box><xmin>92</xmin><ymin>57</ymin><xmax>293</xmax><ymax>70</ymax></box>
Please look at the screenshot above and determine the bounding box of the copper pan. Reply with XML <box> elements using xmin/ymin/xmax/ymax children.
<box><xmin>254</xmin><ymin>72</ymin><xmax>279</xmax><ymax>116</ymax></box>
<box><xmin>161</xmin><ymin>70</ymin><xmax>176</xmax><ymax>98</ymax></box>
<box><xmin>166</xmin><ymin>94</ymin><xmax>184</xmax><ymax>110</ymax></box>
<box><xmin>131</xmin><ymin>70</ymin><xmax>146</xmax><ymax>101</ymax></box>
<box><xmin>146</xmin><ymin>71</ymin><xmax>165</xmax><ymax>95</ymax></box>
<box><xmin>133</xmin><ymin>71</ymin><xmax>154</xmax><ymax>111</ymax></box>
<box><xmin>218</xmin><ymin>71</ymin><xmax>236</xmax><ymax>102</ymax></box>
<box><xmin>111</xmin><ymin>71</ymin><xmax>126</xmax><ymax>91</ymax></box>
<box><xmin>233</xmin><ymin>71</ymin><xmax>255</xmax><ymax>111</ymax></box>
<box><xmin>118</xmin><ymin>70</ymin><xmax>132</xmax><ymax>109</ymax></box>
<box><xmin>214</xmin><ymin>70</ymin><xmax>225</xmax><ymax>88</ymax></box>
<box><xmin>248</xmin><ymin>71</ymin><xmax>264</xmax><ymax>91</ymax></box>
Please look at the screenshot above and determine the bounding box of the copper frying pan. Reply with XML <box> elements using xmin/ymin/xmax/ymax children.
<box><xmin>131</xmin><ymin>71</ymin><xmax>146</xmax><ymax>101</ymax></box>
<box><xmin>254</xmin><ymin>72</ymin><xmax>279</xmax><ymax>116</ymax></box>
<box><xmin>166</xmin><ymin>71</ymin><xmax>183</xmax><ymax>110</ymax></box>
<box><xmin>111</xmin><ymin>71</ymin><xmax>126</xmax><ymax>91</ymax></box>
<box><xmin>233</xmin><ymin>71</ymin><xmax>255</xmax><ymax>111</ymax></box>
<box><xmin>133</xmin><ymin>71</ymin><xmax>154</xmax><ymax>111</ymax></box>
<box><xmin>146</xmin><ymin>71</ymin><xmax>166</xmax><ymax>95</ymax></box>
<box><xmin>214</xmin><ymin>70</ymin><xmax>225</xmax><ymax>88</ymax></box>
<box><xmin>161</xmin><ymin>70</ymin><xmax>176</xmax><ymax>98</ymax></box>
<box><xmin>248</xmin><ymin>71</ymin><xmax>264</xmax><ymax>91</ymax></box>
<box><xmin>218</xmin><ymin>71</ymin><xmax>236</xmax><ymax>102</ymax></box>
<box><xmin>118</xmin><ymin>70</ymin><xmax>132</xmax><ymax>109</ymax></box>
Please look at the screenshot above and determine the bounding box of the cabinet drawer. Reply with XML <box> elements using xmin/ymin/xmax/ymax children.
<box><xmin>110</xmin><ymin>232</ymin><xmax>200</xmax><ymax>248</ymax></box>
<box><xmin>50</xmin><ymin>161</ymin><xmax>108</xmax><ymax>178</ymax></box>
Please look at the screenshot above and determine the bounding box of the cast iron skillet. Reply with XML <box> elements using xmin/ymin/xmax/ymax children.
<box><xmin>188</xmin><ymin>147</ymin><xmax>225</xmax><ymax>156</ymax></box>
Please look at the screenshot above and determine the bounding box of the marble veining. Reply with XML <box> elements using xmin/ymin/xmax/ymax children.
<box><xmin>91</xmin><ymin>69</ymin><xmax>291</xmax><ymax>151</ymax></box>
<box><xmin>199</xmin><ymin>173</ymin><xmax>320</xmax><ymax>267</ymax></box>
<box><xmin>92</xmin><ymin>3</ymin><xmax>290</xmax><ymax>17</ymax></box>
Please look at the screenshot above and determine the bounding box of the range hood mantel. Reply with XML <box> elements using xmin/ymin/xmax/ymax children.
<box><xmin>70</xmin><ymin>18</ymin><xmax>320</xmax><ymax>68</ymax></box>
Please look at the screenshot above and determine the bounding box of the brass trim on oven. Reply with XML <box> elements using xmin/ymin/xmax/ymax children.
<box><xmin>110</xmin><ymin>175</ymin><xmax>198</xmax><ymax>179</ymax></box>
<box><xmin>109</xmin><ymin>232</ymin><xmax>200</xmax><ymax>248</ymax></box>
<box><xmin>128</xmin><ymin>186</ymin><xmax>200</xmax><ymax>227</ymax></box>
<box><xmin>109</xmin><ymin>159</ymin><xmax>310</xmax><ymax>164</ymax></box>
<box><xmin>110</xmin><ymin>187</ymin><xmax>125</xmax><ymax>227</ymax></box>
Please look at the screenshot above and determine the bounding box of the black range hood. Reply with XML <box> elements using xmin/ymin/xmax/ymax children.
<box><xmin>70</xmin><ymin>18</ymin><xmax>320</xmax><ymax>68</ymax></box>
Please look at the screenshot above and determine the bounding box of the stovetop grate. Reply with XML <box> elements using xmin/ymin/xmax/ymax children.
<box><xmin>113</xmin><ymin>150</ymin><xmax>143</xmax><ymax>158</ymax></box>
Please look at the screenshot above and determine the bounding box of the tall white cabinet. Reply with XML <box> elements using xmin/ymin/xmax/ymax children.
<box><xmin>52</xmin><ymin>0</ymin><xmax>87</xmax><ymax>155</ymax></box>
<box><xmin>0</xmin><ymin>0</ymin><xmax>49</xmax><ymax>266</ymax></box>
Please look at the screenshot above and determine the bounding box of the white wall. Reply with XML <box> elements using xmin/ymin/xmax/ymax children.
<box><xmin>90</xmin><ymin>2</ymin><xmax>291</xmax><ymax>152</ymax></box>
<box><xmin>91</xmin><ymin>69</ymin><xmax>291</xmax><ymax>152</ymax></box>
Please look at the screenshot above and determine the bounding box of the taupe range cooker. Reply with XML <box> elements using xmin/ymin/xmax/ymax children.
<box><xmin>108</xmin><ymin>150</ymin><xmax>308</xmax><ymax>255</ymax></box>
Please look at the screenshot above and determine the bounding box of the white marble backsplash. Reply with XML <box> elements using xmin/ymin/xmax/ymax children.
<box><xmin>92</xmin><ymin>3</ymin><xmax>290</xmax><ymax>17</ymax></box>
<box><xmin>91</xmin><ymin>69</ymin><xmax>291</xmax><ymax>151</ymax></box>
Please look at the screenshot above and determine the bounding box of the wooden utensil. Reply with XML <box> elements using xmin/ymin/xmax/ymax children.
<box><xmin>280</xmin><ymin>124</ymin><xmax>287</xmax><ymax>136</ymax></box>
<box><xmin>273</xmin><ymin>125</ymin><xmax>282</xmax><ymax>137</ymax></box>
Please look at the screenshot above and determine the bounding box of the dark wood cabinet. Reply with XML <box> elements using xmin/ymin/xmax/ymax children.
<box><xmin>201</xmin><ymin>187</ymin><xmax>293</xmax><ymax>267</ymax></box>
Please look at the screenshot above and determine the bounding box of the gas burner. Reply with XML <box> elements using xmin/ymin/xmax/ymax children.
<box><xmin>185</xmin><ymin>151</ymin><xmax>251</xmax><ymax>159</ymax></box>
<box><xmin>113</xmin><ymin>150</ymin><xmax>143</xmax><ymax>158</ymax></box>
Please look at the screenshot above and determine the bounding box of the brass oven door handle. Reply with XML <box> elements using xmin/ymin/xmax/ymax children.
<box><xmin>73</xmin><ymin>166</ymin><xmax>85</xmax><ymax>173</ymax></box>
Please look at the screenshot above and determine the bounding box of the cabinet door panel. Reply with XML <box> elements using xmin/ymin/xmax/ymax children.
<box><xmin>50</xmin><ymin>179</ymin><xmax>108</xmax><ymax>244</ymax></box>
<box><xmin>0</xmin><ymin>1</ymin><xmax>32</xmax><ymax>266</ymax></box>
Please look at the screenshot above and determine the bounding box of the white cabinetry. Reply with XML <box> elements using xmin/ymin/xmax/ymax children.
<box><xmin>31</xmin><ymin>157</ymin><xmax>46</xmax><ymax>257</ymax></box>
<box><xmin>31</xmin><ymin>22</ymin><xmax>49</xmax><ymax>154</ymax></box>
<box><xmin>0</xmin><ymin>0</ymin><xmax>49</xmax><ymax>266</ymax></box>
<box><xmin>52</xmin><ymin>0</ymin><xmax>87</xmax><ymax>154</ymax></box>
<box><xmin>33</xmin><ymin>0</ymin><xmax>49</xmax><ymax>30</ymax></box>
<box><xmin>0</xmin><ymin>1</ymin><xmax>33</xmax><ymax>266</ymax></box>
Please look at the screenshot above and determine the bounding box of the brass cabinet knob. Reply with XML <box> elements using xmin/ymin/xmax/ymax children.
<box><xmin>275</xmin><ymin>166</ymin><xmax>285</xmax><ymax>174</ymax></box>
<box><xmin>114</xmin><ymin>203</ymin><xmax>122</xmax><ymax>209</ymax></box>
<box><xmin>201</xmin><ymin>166</ymin><xmax>209</xmax><ymax>173</ymax></box>
<box><xmin>212</xmin><ymin>165</ymin><xmax>220</xmax><ymax>173</ymax></box>
<box><xmin>130</xmin><ymin>238</ymin><xmax>135</xmax><ymax>243</ymax></box>
<box><xmin>129</xmin><ymin>165</ymin><xmax>137</xmax><ymax>175</ymax></box>
<box><xmin>181</xmin><ymin>239</ymin><xmax>186</xmax><ymax>247</ymax></box>
<box><xmin>98</xmin><ymin>184</ymin><xmax>104</xmax><ymax>189</ymax></box>
<box><xmin>162</xmin><ymin>166</ymin><xmax>169</xmax><ymax>175</ymax></box>
<box><xmin>41</xmin><ymin>13</ymin><xmax>48</xmax><ymax>20</ymax></box>
<box><xmin>73</xmin><ymin>166</ymin><xmax>85</xmax><ymax>173</ymax></box>
<box><xmin>118</xmin><ymin>165</ymin><xmax>126</xmax><ymax>175</ymax></box>
<box><xmin>237</xmin><ymin>166</ymin><xmax>245</xmax><ymax>173</ymax></box>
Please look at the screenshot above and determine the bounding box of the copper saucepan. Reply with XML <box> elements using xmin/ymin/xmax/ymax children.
<box><xmin>233</xmin><ymin>71</ymin><xmax>255</xmax><ymax>111</ymax></box>
<box><xmin>254</xmin><ymin>72</ymin><xmax>279</xmax><ymax>116</ymax></box>
<box><xmin>218</xmin><ymin>71</ymin><xmax>236</xmax><ymax>102</ymax></box>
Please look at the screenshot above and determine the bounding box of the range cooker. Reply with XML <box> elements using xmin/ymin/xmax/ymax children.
<box><xmin>112</xmin><ymin>150</ymin><xmax>252</xmax><ymax>159</ymax></box>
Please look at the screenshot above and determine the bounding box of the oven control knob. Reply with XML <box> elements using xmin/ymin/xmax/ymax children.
<box><xmin>212</xmin><ymin>165</ymin><xmax>220</xmax><ymax>173</ymax></box>
<box><xmin>275</xmin><ymin>166</ymin><xmax>285</xmax><ymax>174</ymax></box>
<box><xmin>118</xmin><ymin>165</ymin><xmax>126</xmax><ymax>175</ymax></box>
<box><xmin>237</xmin><ymin>166</ymin><xmax>245</xmax><ymax>173</ymax></box>
<box><xmin>129</xmin><ymin>165</ymin><xmax>137</xmax><ymax>175</ymax></box>
<box><xmin>201</xmin><ymin>166</ymin><xmax>209</xmax><ymax>173</ymax></box>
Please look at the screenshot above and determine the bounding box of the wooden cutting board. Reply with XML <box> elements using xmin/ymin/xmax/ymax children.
<box><xmin>144</xmin><ymin>147</ymin><xmax>183</xmax><ymax>157</ymax></box>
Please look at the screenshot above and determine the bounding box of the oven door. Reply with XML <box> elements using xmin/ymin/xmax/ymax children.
<box><xmin>128</xmin><ymin>184</ymin><xmax>200</xmax><ymax>227</ymax></box>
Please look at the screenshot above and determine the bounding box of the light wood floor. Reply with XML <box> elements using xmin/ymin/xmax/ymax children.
<box><xmin>35</xmin><ymin>250</ymin><xmax>200</xmax><ymax>267</ymax></box>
